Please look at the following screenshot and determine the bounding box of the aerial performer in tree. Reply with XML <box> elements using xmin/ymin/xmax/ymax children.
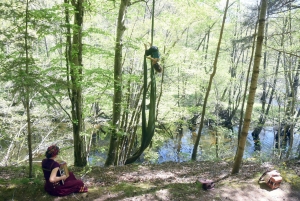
<box><xmin>144</xmin><ymin>42</ymin><xmax>162</xmax><ymax>73</ymax></box>
<box><xmin>41</xmin><ymin>145</ymin><xmax>88</xmax><ymax>196</ymax></box>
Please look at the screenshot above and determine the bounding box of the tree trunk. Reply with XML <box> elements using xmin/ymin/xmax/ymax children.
<box><xmin>25</xmin><ymin>0</ymin><xmax>33</xmax><ymax>178</ymax></box>
<box><xmin>237</xmin><ymin>23</ymin><xmax>258</xmax><ymax>143</ymax></box>
<box><xmin>283</xmin><ymin>58</ymin><xmax>300</xmax><ymax>158</ymax></box>
<box><xmin>232</xmin><ymin>0</ymin><xmax>268</xmax><ymax>174</ymax></box>
<box><xmin>65</xmin><ymin>0</ymin><xmax>86</xmax><ymax>167</ymax></box>
<box><xmin>191</xmin><ymin>0</ymin><xmax>229</xmax><ymax>161</ymax></box>
<box><xmin>285</xmin><ymin>6</ymin><xmax>298</xmax><ymax>158</ymax></box>
<box><xmin>251</xmin><ymin>12</ymin><xmax>284</xmax><ymax>151</ymax></box>
<box><xmin>105</xmin><ymin>0</ymin><xmax>130</xmax><ymax>166</ymax></box>
<box><xmin>222</xmin><ymin>3</ymin><xmax>246</xmax><ymax>131</ymax></box>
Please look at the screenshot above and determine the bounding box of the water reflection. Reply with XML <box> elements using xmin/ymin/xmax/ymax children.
<box><xmin>157</xmin><ymin>127</ymin><xmax>300</xmax><ymax>163</ymax></box>
<box><xmin>86</xmin><ymin>126</ymin><xmax>300</xmax><ymax>166</ymax></box>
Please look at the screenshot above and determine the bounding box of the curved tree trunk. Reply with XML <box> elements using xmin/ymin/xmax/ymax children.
<box><xmin>232</xmin><ymin>0</ymin><xmax>268</xmax><ymax>174</ymax></box>
<box><xmin>191</xmin><ymin>0</ymin><xmax>230</xmax><ymax>161</ymax></box>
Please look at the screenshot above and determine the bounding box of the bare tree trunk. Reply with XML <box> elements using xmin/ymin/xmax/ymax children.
<box><xmin>251</xmin><ymin>13</ymin><xmax>284</xmax><ymax>151</ymax></box>
<box><xmin>105</xmin><ymin>0</ymin><xmax>130</xmax><ymax>166</ymax></box>
<box><xmin>25</xmin><ymin>0</ymin><xmax>33</xmax><ymax>178</ymax></box>
<box><xmin>232</xmin><ymin>0</ymin><xmax>268</xmax><ymax>174</ymax></box>
<box><xmin>65</xmin><ymin>0</ymin><xmax>86</xmax><ymax>166</ymax></box>
<box><xmin>191</xmin><ymin>0</ymin><xmax>230</xmax><ymax>161</ymax></box>
<box><xmin>0</xmin><ymin>124</ymin><xmax>27</xmax><ymax>166</ymax></box>
<box><xmin>237</xmin><ymin>24</ymin><xmax>258</xmax><ymax>144</ymax></box>
<box><xmin>285</xmin><ymin>5</ymin><xmax>298</xmax><ymax>158</ymax></box>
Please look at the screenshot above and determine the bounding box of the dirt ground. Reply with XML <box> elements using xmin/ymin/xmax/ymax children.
<box><xmin>67</xmin><ymin>160</ymin><xmax>300</xmax><ymax>201</ymax></box>
<box><xmin>1</xmin><ymin>160</ymin><xmax>300</xmax><ymax>201</ymax></box>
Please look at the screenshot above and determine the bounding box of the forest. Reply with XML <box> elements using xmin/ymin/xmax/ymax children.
<box><xmin>0</xmin><ymin>0</ymin><xmax>300</xmax><ymax>190</ymax></box>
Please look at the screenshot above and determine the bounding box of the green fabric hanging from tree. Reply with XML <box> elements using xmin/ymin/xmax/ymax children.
<box><xmin>125</xmin><ymin>53</ymin><xmax>156</xmax><ymax>164</ymax></box>
<box><xmin>125</xmin><ymin>0</ymin><xmax>157</xmax><ymax>165</ymax></box>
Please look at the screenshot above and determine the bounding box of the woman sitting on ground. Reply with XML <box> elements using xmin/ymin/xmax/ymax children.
<box><xmin>41</xmin><ymin>145</ymin><xmax>88</xmax><ymax>196</ymax></box>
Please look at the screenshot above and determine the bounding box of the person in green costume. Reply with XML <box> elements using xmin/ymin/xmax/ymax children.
<box><xmin>144</xmin><ymin>43</ymin><xmax>162</xmax><ymax>73</ymax></box>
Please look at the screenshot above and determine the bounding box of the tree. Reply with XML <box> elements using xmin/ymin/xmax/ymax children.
<box><xmin>25</xmin><ymin>0</ymin><xmax>33</xmax><ymax>178</ymax></box>
<box><xmin>232</xmin><ymin>0</ymin><xmax>268</xmax><ymax>174</ymax></box>
<box><xmin>282</xmin><ymin>3</ymin><xmax>300</xmax><ymax>158</ymax></box>
<box><xmin>0</xmin><ymin>0</ymin><xmax>37</xmax><ymax>175</ymax></box>
<box><xmin>65</xmin><ymin>0</ymin><xmax>87</xmax><ymax>167</ymax></box>
<box><xmin>250</xmin><ymin>0</ymin><xmax>297</xmax><ymax>152</ymax></box>
<box><xmin>105</xmin><ymin>0</ymin><xmax>131</xmax><ymax>166</ymax></box>
<box><xmin>191</xmin><ymin>0</ymin><xmax>230</xmax><ymax>161</ymax></box>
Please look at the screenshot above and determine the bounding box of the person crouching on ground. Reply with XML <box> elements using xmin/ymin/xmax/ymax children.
<box><xmin>41</xmin><ymin>145</ymin><xmax>88</xmax><ymax>196</ymax></box>
<box><xmin>144</xmin><ymin>43</ymin><xmax>163</xmax><ymax>73</ymax></box>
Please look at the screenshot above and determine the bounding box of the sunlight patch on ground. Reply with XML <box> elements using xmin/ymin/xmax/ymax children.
<box><xmin>121</xmin><ymin>194</ymin><xmax>156</xmax><ymax>201</ymax></box>
<box><xmin>218</xmin><ymin>182</ymin><xmax>298</xmax><ymax>201</ymax></box>
<box><xmin>155</xmin><ymin>171</ymin><xmax>175</xmax><ymax>179</ymax></box>
<box><xmin>135</xmin><ymin>183</ymin><xmax>156</xmax><ymax>189</ymax></box>
<box><xmin>155</xmin><ymin>189</ymin><xmax>170</xmax><ymax>200</ymax></box>
<box><xmin>93</xmin><ymin>191</ymin><xmax>124</xmax><ymax>201</ymax></box>
<box><xmin>119</xmin><ymin>169</ymin><xmax>176</xmax><ymax>181</ymax></box>
<box><xmin>6</xmin><ymin>184</ymin><xmax>16</xmax><ymax>189</ymax></box>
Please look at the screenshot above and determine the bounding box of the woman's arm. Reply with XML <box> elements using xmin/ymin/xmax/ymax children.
<box><xmin>49</xmin><ymin>167</ymin><xmax>67</xmax><ymax>183</ymax></box>
<box><xmin>146</xmin><ymin>56</ymin><xmax>159</xmax><ymax>63</ymax></box>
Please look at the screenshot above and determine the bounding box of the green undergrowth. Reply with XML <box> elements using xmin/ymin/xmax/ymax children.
<box><xmin>279</xmin><ymin>166</ymin><xmax>300</xmax><ymax>189</ymax></box>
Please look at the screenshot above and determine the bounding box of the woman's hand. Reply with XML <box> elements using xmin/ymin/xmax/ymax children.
<box><xmin>61</xmin><ymin>175</ymin><xmax>67</xmax><ymax>181</ymax></box>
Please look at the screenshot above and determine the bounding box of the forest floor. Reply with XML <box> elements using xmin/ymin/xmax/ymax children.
<box><xmin>0</xmin><ymin>159</ymin><xmax>300</xmax><ymax>201</ymax></box>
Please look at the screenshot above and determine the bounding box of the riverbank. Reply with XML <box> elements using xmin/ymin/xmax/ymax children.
<box><xmin>0</xmin><ymin>159</ymin><xmax>299</xmax><ymax>201</ymax></box>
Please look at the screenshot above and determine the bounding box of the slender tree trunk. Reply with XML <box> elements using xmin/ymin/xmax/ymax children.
<box><xmin>251</xmin><ymin>13</ymin><xmax>284</xmax><ymax>151</ymax></box>
<box><xmin>222</xmin><ymin>3</ymin><xmax>245</xmax><ymax>130</ymax></box>
<box><xmin>237</xmin><ymin>24</ymin><xmax>258</xmax><ymax>143</ymax></box>
<box><xmin>191</xmin><ymin>0</ymin><xmax>229</xmax><ymax>161</ymax></box>
<box><xmin>285</xmin><ymin>6</ymin><xmax>298</xmax><ymax>158</ymax></box>
<box><xmin>284</xmin><ymin>59</ymin><xmax>299</xmax><ymax>158</ymax></box>
<box><xmin>215</xmin><ymin>127</ymin><xmax>219</xmax><ymax>158</ymax></box>
<box><xmin>156</xmin><ymin>58</ymin><xmax>165</xmax><ymax>120</ymax></box>
<box><xmin>252</xmin><ymin>8</ymin><xmax>268</xmax><ymax>151</ymax></box>
<box><xmin>177</xmin><ymin>64</ymin><xmax>180</xmax><ymax>107</ymax></box>
<box><xmin>204</xmin><ymin>29</ymin><xmax>211</xmax><ymax>73</ymax></box>
<box><xmin>277</xmin><ymin>101</ymin><xmax>282</xmax><ymax>157</ymax></box>
<box><xmin>125</xmin><ymin>105</ymin><xmax>141</xmax><ymax>160</ymax></box>
<box><xmin>25</xmin><ymin>0</ymin><xmax>33</xmax><ymax>178</ymax></box>
<box><xmin>232</xmin><ymin>0</ymin><xmax>268</xmax><ymax>174</ymax></box>
<box><xmin>105</xmin><ymin>0</ymin><xmax>130</xmax><ymax>166</ymax></box>
<box><xmin>118</xmin><ymin>78</ymin><xmax>131</xmax><ymax>164</ymax></box>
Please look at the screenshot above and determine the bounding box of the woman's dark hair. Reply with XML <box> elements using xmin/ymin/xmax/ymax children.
<box><xmin>153</xmin><ymin>63</ymin><xmax>162</xmax><ymax>73</ymax></box>
<box><xmin>45</xmin><ymin>145</ymin><xmax>60</xmax><ymax>159</ymax></box>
